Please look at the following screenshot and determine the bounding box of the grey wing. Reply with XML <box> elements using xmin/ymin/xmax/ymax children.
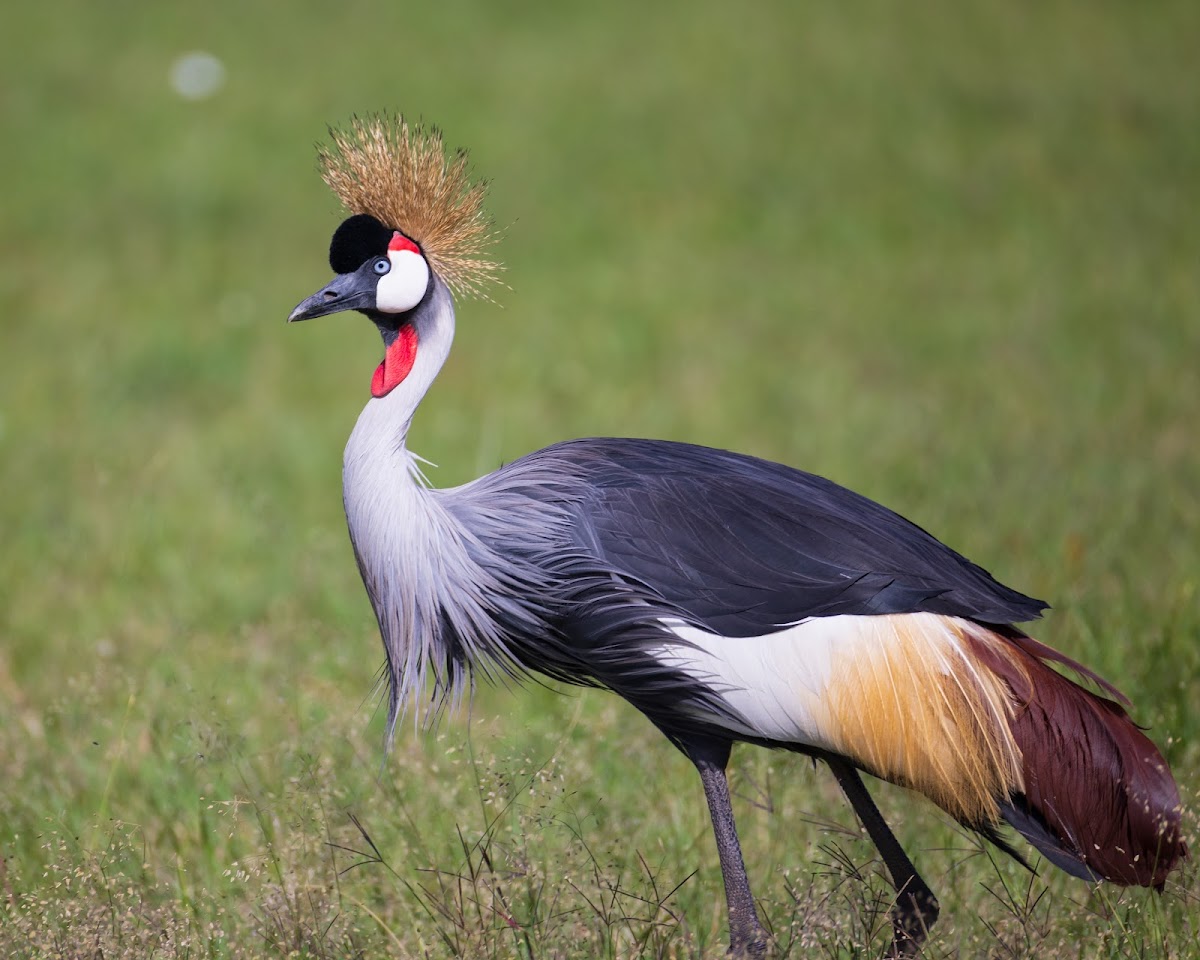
<box><xmin>533</xmin><ymin>437</ymin><xmax>1046</xmax><ymax>636</ymax></box>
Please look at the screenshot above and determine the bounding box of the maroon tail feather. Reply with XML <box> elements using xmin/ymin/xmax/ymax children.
<box><xmin>969</xmin><ymin>626</ymin><xmax>1186</xmax><ymax>887</ymax></box>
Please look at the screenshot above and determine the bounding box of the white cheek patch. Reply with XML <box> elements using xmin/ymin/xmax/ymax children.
<box><xmin>376</xmin><ymin>250</ymin><xmax>430</xmax><ymax>314</ymax></box>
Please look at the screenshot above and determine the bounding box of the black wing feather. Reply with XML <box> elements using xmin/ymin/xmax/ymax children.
<box><xmin>530</xmin><ymin>437</ymin><xmax>1045</xmax><ymax>635</ymax></box>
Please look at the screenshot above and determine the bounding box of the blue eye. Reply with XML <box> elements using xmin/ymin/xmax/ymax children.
<box><xmin>373</xmin><ymin>258</ymin><xmax>390</xmax><ymax>275</ymax></box>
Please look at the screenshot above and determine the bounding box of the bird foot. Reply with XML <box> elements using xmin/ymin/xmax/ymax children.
<box><xmin>885</xmin><ymin>887</ymin><xmax>939</xmax><ymax>957</ymax></box>
<box><xmin>727</xmin><ymin>920</ymin><xmax>770</xmax><ymax>958</ymax></box>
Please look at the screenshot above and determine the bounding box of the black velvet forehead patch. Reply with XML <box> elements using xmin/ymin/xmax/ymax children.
<box><xmin>329</xmin><ymin>213</ymin><xmax>393</xmax><ymax>273</ymax></box>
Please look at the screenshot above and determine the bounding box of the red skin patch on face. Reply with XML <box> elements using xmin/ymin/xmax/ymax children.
<box><xmin>371</xmin><ymin>324</ymin><xmax>418</xmax><ymax>398</ymax></box>
<box><xmin>388</xmin><ymin>231</ymin><xmax>420</xmax><ymax>255</ymax></box>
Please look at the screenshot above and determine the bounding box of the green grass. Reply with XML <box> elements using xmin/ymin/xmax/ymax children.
<box><xmin>1</xmin><ymin>0</ymin><xmax>1198</xmax><ymax>956</ymax></box>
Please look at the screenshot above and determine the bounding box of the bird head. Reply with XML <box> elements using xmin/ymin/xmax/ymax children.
<box><xmin>287</xmin><ymin>115</ymin><xmax>500</xmax><ymax>397</ymax></box>
<box><xmin>288</xmin><ymin>214</ymin><xmax>432</xmax><ymax>323</ymax></box>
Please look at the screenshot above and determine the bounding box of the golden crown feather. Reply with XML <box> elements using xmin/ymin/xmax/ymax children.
<box><xmin>318</xmin><ymin>114</ymin><xmax>501</xmax><ymax>298</ymax></box>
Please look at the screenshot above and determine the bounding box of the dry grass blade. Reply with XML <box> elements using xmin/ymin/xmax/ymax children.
<box><xmin>318</xmin><ymin>113</ymin><xmax>502</xmax><ymax>298</ymax></box>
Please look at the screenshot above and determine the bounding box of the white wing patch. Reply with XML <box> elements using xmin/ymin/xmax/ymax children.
<box><xmin>652</xmin><ymin>612</ymin><xmax>1025</xmax><ymax>823</ymax></box>
<box><xmin>653</xmin><ymin>614</ymin><xmax>884</xmax><ymax>746</ymax></box>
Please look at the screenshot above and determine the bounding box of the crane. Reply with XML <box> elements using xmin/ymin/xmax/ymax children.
<box><xmin>287</xmin><ymin>116</ymin><xmax>1184</xmax><ymax>957</ymax></box>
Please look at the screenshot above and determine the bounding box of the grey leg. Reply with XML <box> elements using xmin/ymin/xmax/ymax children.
<box><xmin>686</xmin><ymin>739</ymin><xmax>770</xmax><ymax>957</ymax></box>
<box><xmin>828</xmin><ymin>758</ymin><xmax>939</xmax><ymax>957</ymax></box>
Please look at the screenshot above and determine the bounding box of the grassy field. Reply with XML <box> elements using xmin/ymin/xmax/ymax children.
<box><xmin>1</xmin><ymin>1</ymin><xmax>1198</xmax><ymax>956</ymax></box>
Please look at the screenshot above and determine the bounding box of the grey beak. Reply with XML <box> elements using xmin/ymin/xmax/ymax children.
<box><xmin>288</xmin><ymin>267</ymin><xmax>376</xmax><ymax>322</ymax></box>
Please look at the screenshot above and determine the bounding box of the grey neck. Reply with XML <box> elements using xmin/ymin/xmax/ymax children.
<box><xmin>351</xmin><ymin>276</ymin><xmax>456</xmax><ymax>458</ymax></box>
<box><xmin>341</xmin><ymin>277</ymin><xmax>518</xmax><ymax>738</ymax></box>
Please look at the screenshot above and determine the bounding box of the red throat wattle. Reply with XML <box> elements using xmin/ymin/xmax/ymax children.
<box><xmin>371</xmin><ymin>324</ymin><xmax>419</xmax><ymax>398</ymax></box>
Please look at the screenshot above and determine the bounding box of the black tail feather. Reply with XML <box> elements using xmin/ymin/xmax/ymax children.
<box><xmin>1000</xmin><ymin>797</ymin><xmax>1100</xmax><ymax>882</ymax></box>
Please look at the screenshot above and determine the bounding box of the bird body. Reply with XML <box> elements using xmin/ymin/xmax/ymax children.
<box><xmin>291</xmin><ymin>116</ymin><xmax>1185</xmax><ymax>956</ymax></box>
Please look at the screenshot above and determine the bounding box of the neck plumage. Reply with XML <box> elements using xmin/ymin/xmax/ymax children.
<box><xmin>341</xmin><ymin>277</ymin><xmax>513</xmax><ymax>737</ymax></box>
<box><xmin>352</xmin><ymin>276</ymin><xmax>456</xmax><ymax>456</ymax></box>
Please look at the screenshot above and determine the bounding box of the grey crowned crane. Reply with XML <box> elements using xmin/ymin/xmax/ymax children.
<box><xmin>288</xmin><ymin>116</ymin><xmax>1184</xmax><ymax>957</ymax></box>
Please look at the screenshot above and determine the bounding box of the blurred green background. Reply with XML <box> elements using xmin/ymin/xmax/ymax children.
<box><xmin>1</xmin><ymin>1</ymin><xmax>1197</xmax><ymax>957</ymax></box>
